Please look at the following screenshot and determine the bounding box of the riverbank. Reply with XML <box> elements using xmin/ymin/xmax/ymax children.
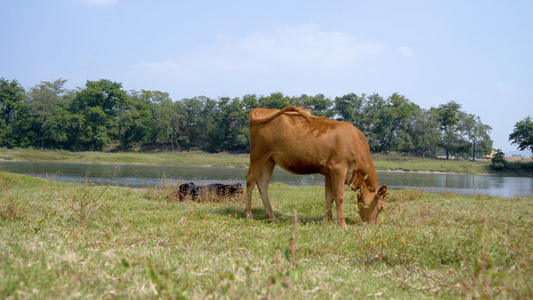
<box><xmin>1</xmin><ymin>148</ymin><xmax>530</xmax><ymax>176</ymax></box>
<box><xmin>0</xmin><ymin>148</ymin><xmax>250</xmax><ymax>167</ymax></box>
<box><xmin>1</xmin><ymin>171</ymin><xmax>531</xmax><ymax>298</ymax></box>
<box><xmin>0</xmin><ymin>148</ymin><xmax>487</xmax><ymax>173</ymax></box>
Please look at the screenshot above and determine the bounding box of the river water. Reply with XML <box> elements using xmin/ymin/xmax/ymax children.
<box><xmin>1</xmin><ymin>161</ymin><xmax>532</xmax><ymax>198</ymax></box>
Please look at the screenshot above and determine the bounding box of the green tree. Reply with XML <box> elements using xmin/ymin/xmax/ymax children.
<box><xmin>359</xmin><ymin>93</ymin><xmax>387</xmax><ymax>152</ymax></box>
<box><xmin>199</xmin><ymin>97</ymin><xmax>219</xmax><ymax>151</ymax></box>
<box><xmin>381</xmin><ymin>93</ymin><xmax>420</xmax><ymax>153</ymax></box>
<box><xmin>179</xmin><ymin>97</ymin><xmax>202</xmax><ymax>150</ymax></box>
<box><xmin>291</xmin><ymin>94</ymin><xmax>333</xmax><ymax>117</ymax></box>
<box><xmin>409</xmin><ymin>109</ymin><xmax>441</xmax><ymax>156</ymax></box>
<box><xmin>64</xmin><ymin>110</ymin><xmax>87</xmax><ymax>151</ymax></box>
<box><xmin>209</xmin><ymin>97</ymin><xmax>248</xmax><ymax>152</ymax></box>
<box><xmin>41</xmin><ymin>106</ymin><xmax>70</xmax><ymax>148</ymax></box>
<box><xmin>178</xmin><ymin>96</ymin><xmax>217</xmax><ymax>151</ymax></box>
<box><xmin>117</xmin><ymin>91</ymin><xmax>155</xmax><ymax>150</ymax></box>
<box><xmin>139</xmin><ymin>90</ymin><xmax>173</xmax><ymax>146</ymax></box>
<box><xmin>0</xmin><ymin>78</ymin><xmax>26</xmax><ymax>147</ymax></box>
<box><xmin>70</xmin><ymin>79</ymin><xmax>128</xmax><ymax>150</ymax></box>
<box><xmin>461</xmin><ymin>113</ymin><xmax>492</xmax><ymax>160</ymax></box>
<box><xmin>435</xmin><ymin>101</ymin><xmax>462</xmax><ymax>159</ymax></box>
<box><xmin>509</xmin><ymin>116</ymin><xmax>533</xmax><ymax>155</ymax></box>
<box><xmin>242</xmin><ymin>94</ymin><xmax>259</xmax><ymax>111</ymax></box>
<box><xmin>490</xmin><ymin>151</ymin><xmax>508</xmax><ymax>171</ymax></box>
<box><xmin>11</xmin><ymin>103</ymin><xmax>37</xmax><ymax>148</ymax></box>
<box><xmin>143</xmin><ymin>91</ymin><xmax>186</xmax><ymax>151</ymax></box>
<box><xmin>333</xmin><ymin>93</ymin><xmax>364</xmax><ymax>123</ymax></box>
<box><xmin>86</xmin><ymin>106</ymin><xmax>110</xmax><ymax>150</ymax></box>
<box><xmin>0</xmin><ymin>78</ymin><xmax>25</xmax><ymax>127</ymax></box>
<box><xmin>0</xmin><ymin>115</ymin><xmax>9</xmax><ymax>146</ymax></box>
<box><xmin>258</xmin><ymin>92</ymin><xmax>290</xmax><ymax>109</ymax></box>
<box><xmin>28</xmin><ymin>79</ymin><xmax>69</xmax><ymax>149</ymax></box>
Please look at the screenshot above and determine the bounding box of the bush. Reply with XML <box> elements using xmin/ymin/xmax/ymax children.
<box><xmin>490</xmin><ymin>151</ymin><xmax>508</xmax><ymax>171</ymax></box>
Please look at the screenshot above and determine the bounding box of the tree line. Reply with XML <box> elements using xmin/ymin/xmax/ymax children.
<box><xmin>0</xmin><ymin>77</ymin><xmax>494</xmax><ymax>159</ymax></box>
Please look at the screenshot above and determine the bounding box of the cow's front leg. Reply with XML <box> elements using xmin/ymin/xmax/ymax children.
<box><xmin>244</xmin><ymin>183</ymin><xmax>254</xmax><ymax>219</ymax></box>
<box><xmin>330</xmin><ymin>171</ymin><xmax>347</xmax><ymax>227</ymax></box>
<box><xmin>324</xmin><ymin>176</ymin><xmax>333</xmax><ymax>221</ymax></box>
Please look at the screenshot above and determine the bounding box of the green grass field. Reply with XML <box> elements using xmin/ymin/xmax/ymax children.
<box><xmin>1</xmin><ymin>171</ymin><xmax>532</xmax><ymax>299</ymax></box>
<box><xmin>0</xmin><ymin>148</ymin><xmax>251</xmax><ymax>168</ymax></box>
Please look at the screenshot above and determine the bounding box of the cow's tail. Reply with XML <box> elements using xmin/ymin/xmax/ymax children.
<box><xmin>249</xmin><ymin>106</ymin><xmax>313</xmax><ymax>125</ymax></box>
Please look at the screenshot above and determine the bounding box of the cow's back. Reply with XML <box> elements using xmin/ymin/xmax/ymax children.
<box><xmin>249</xmin><ymin>107</ymin><xmax>371</xmax><ymax>175</ymax></box>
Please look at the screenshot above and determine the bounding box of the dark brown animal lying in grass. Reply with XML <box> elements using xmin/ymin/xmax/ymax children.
<box><xmin>177</xmin><ymin>182</ymin><xmax>243</xmax><ymax>202</ymax></box>
<box><xmin>177</xmin><ymin>182</ymin><xmax>196</xmax><ymax>201</ymax></box>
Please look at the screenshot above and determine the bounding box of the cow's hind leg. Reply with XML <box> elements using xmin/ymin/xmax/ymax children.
<box><xmin>256</xmin><ymin>158</ymin><xmax>276</xmax><ymax>220</ymax></box>
<box><xmin>245</xmin><ymin>157</ymin><xmax>276</xmax><ymax>220</ymax></box>
<box><xmin>245</xmin><ymin>164</ymin><xmax>259</xmax><ymax>219</ymax></box>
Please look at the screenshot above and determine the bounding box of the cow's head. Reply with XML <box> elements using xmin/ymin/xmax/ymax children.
<box><xmin>356</xmin><ymin>184</ymin><xmax>388</xmax><ymax>224</ymax></box>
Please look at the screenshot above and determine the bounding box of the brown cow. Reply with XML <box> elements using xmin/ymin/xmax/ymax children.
<box><xmin>245</xmin><ymin>106</ymin><xmax>388</xmax><ymax>226</ymax></box>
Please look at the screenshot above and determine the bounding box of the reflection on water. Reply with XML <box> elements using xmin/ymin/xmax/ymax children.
<box><xmin>1</xmin><ymin>161</ymin><xmax>532</xmax><ymax>198</ymax></box>
<box><xmin>377</xmin><ymin>172</ymin><xmax>532</xmax><ymax>198</ymax></box>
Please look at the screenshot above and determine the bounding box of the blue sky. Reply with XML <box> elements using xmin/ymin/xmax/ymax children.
<box><xmin>1</xmin><ymin>0</ymin><xmax>532</xmax><ymax>154</ymax></box>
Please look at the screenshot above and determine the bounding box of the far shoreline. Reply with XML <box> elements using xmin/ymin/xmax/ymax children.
<box><xmin>1</xmin><ymin>148</ymin><xmax>531</xmax><ymax>177</ymax></box>
<box><xmin>0</xmin><ymin>158</ymin><xmax>517</xmax><ymax>177</ymax></box>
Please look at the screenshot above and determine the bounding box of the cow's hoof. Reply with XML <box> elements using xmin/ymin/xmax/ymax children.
<box><xmin>268</xmin><ymin>218</ymin><xmax>279</xmax><ymax>224</ymax></box>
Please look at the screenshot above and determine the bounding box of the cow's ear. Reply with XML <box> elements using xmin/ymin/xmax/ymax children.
<box><xmin>378</xmin><ymin>184</ymin><xmax>389</xmax><ymax>197</ymax></box>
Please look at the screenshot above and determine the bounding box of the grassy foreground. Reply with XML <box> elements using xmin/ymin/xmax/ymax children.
<box><xmin>1</xmin><ymin>171</ymin><xmax>532</xmax><ymax>299</ymax></box>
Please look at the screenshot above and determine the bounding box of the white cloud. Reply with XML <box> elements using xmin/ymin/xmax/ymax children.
<box><xmin>496</xmin><ymin>82</ymin><xmax>528</xmax><ymax>96</ymax></box>
<box><xmin>398</xmin><ymin>46</ymin><xmax>412</xmax><ymax>57</ymax></box>
<box><xmin>132</xmin><ymin>60</ymin><xmax>202</xmax><ymax>84</ymax></box>
<box><xmin>134</xmin><ymin>60</ymin><xmax>179</xmax><ymax>71</ymax></box>
<box><xmin>76</xmin><ymin>0</ymin><xmax>120</xmax><ymax>5</ymax></box>
<box><xmin>496</xmin><ymin>82</ymin><xmax>512</xmax><ymax>93</ymax></box>
<box><xmin>240</xmin><ymin>25</ymin><xmax>384</xmax><ymax>69</ymax></box>
<box><xmin>131</xmin><ymin>25</ymin><xmax>384</xmax><ymax>87</ymax></box>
